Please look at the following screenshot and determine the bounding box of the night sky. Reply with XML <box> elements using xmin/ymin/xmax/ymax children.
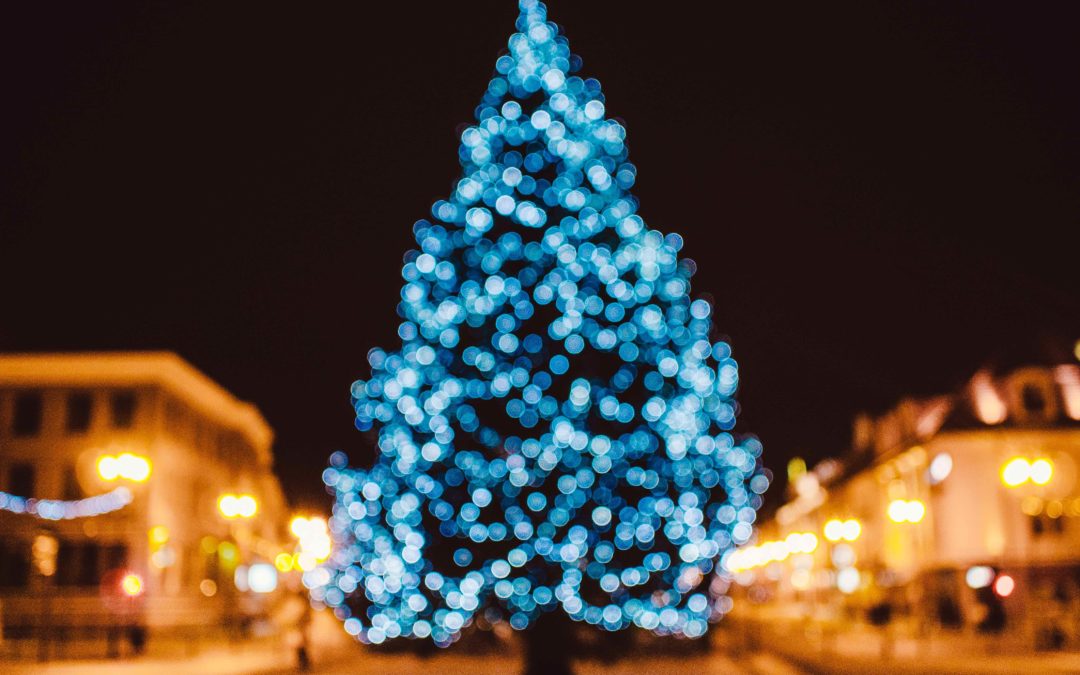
<box><xmin>2</xmin><ymin>2</ymin><xmax>1077</xmax><ymax>511</ymax></box>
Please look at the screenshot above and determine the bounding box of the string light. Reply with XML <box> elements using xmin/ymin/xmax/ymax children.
<box><xmin>316</xmin><ymin>0</ymin><xmax>765</xmax><ymax>646</ymax></box>
<box><xmin>0</xmin><ymin>487</ymin><xmax>132</xmax><ymax>521</ymax></box>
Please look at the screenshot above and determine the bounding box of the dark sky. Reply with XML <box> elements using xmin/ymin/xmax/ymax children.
<box><xmin>2</xmin><ymin>2</ymin><xmax>1077</xmax><ymax>511</ymax></box>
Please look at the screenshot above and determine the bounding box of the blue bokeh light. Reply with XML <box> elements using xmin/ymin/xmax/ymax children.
<box><xmin>317</xmin><ymin>0</ymin><xmax>766</xmax><ymax>647</ymax></box>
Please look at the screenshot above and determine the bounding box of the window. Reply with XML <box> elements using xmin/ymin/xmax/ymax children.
<box><xmin>55</xmin><ymin>543</ymin><xmax>107</xmax><ymax>587</ymax></box>
<box><xmin>0</xmin><ymin>540</ymin><xmax>30</xmax><ymax>588</ymax></box>
<box><xmin>1022</xmin><ymin>385</ymin><xmax>1046</xmax><ymax>415</ymax></box>
<box><xmin>104</xmin><ymin>544</ymin><xmax>127</xmax><ymax>572</ymax></box>
<box><xmin>65</xmin><ymin>392</ymin><xmax>93</xmax><ymax>433</ymax></box>
<box><xmin>76</xmin><ymin>543</ymin><xmax>101</xmax><ymax>587</ymax></box>
<box><xmin>110</xmin><ymin>390</ymin><xmax>137</xmax><ymax>428</ymax></box>
<box><xmin>12</xmin><ymin>392</ymin><xmax>43</xmax><ymax>437</ymax></box>
<box><xmin>56</xmin><ymin>541</ymin><xmax>79</xmax><ymax>586</ymax></box>
<box><xmin>8</xmin><ymin>463</ymin><xmax>35</xmax><ymax>497</ymax></box>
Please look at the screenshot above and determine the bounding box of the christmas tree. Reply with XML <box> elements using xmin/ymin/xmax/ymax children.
<box><xmin>313</xmin><ymin>0</ymin><xmax>767</xmax><ymax>652</ymax></box>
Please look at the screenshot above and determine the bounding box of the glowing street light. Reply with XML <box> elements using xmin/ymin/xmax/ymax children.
<box><xmin>1001</xmin><ymin>457</ymin><xmax>1053</xmax><ymax>488</ymax></box>
<box><xmin>274</xmin><ymin>552</ymin><xmax>294</xmax><ymax>573</ymax></box>
<box><xmin>218</xmin><ymin>493</ymin><xmax>258</xmax><ymax>519</ymax></box>
<box><xmin>824</xmin><ymin>518</ymin><xmax>861</xmax><ymax>542</ymax></box>
<box><xmin>120</xmin><ymin>572</ymin><xmax>144</xmax><ymax>597</ymax></box>
<box><xmin>842</xmin><ymin>519</ymin><xmax>862</xmax><ymax>541</ymax></box>
<box><xmin>824</xmin><ymin>519</ymin><xmax>844</xmax><ymax>542</ymax></box>
<box><xmin>1030</xmin><ymin>459</ymin><xmax>1053</xmax><ymax>486</ymax></box>
<box><xmin>289</xmin><ymin>515</ymin><xmax>332</xmax><ymax>570</ymax></box>
<box><xmin>888</xmin><ymin>499</ymin><xmax>926</xmax><ymax>524</ymax></box>
<box><xmin>97</xmin><ymin>453</ymin><xmax>152</xmax><ymax>483</ymax></box>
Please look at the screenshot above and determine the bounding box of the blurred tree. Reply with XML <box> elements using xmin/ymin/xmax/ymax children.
<box><xmin>313</xmin><ymin>1</ymin><xmax>766</xmax><ymax>670</ymax></box>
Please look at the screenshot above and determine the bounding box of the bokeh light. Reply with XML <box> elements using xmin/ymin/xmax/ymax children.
<box><xmin>993</xmin><ymin>573</ymin><xmax>1015</xmax><ymax>598</ymax></box>
<box><xmin>97</xmin><ymin>453</ymin><xmax>151</xmax><ymax>483</ymax></box>
<box><xmin>121</xmin><ymin>573</ymin><xmax>144</xmax><ymax>597</ymax></box>
<box><xmin>315</xmin><ymin>0</ymin><xmax>766</xmax><ymax>646</ymax></box>
<box><xmin>965</xmin><ymin>565</ymin><xmax>994</xmax><ymax>589</ymax></box>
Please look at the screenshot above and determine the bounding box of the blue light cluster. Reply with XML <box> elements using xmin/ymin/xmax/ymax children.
<box><xmin>316</xmin><ymin>0</ymin><xmax>766</xmax><ymax>646</ymax></box>
<box><xmin>0</xmin><ymin>487</ymin><xmax>133</xmax><ymax>520</ymax></box>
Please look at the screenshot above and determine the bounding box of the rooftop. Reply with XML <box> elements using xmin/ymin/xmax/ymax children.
<box><xmin>0</xmin><ymin>351</ymin><xmax>273</xmax><ymax>459</ymax></box>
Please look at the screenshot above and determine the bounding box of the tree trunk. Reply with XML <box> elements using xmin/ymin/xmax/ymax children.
<box><xmin>522</xmin><ymin>611</ymin><xmax>576</xmax><ymax>675</ymax></box>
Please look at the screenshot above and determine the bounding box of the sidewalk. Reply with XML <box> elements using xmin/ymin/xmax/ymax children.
<box><xmin>740</xmin><ymin>617</ymin><xmax>1080</xmax><ymax>674</ymax></box>
<box><xmin>1</xmin><ymin>643</ymin><xmax>297</xmax><ymax>675</ymax></box>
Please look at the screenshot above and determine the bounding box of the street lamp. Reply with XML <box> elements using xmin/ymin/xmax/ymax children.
<box><xmin>218</xmin><ymin>493</ymin><xmax>258</xmax><ymax>519</ymax></box>
<box><xmin>888</xmin><ymin>499</ymin><xmax>925</xmax><ymax>524</ymax></box>
<box><xmin>97</xmin><ymin>453</ymin><xmax>152</xmax><ymax>483</ymax></box>
<box><xmin>824</xmin><ymin>518</ymin><xmax>861</xmax><ymax>542</ymax></box>
<box><xmin>1000</xmin><ymin>457</ymin><xmax>1053</xmax><ymax>488</ymax></box>
<box><xmin>289</xmin><ymin>515</ymin><xmax>331</xmax><ymax>571</ymax></box>
<box><xmin>121</xmin><ymin>573</ymin><xmax>145</xmax><ymax>597</ymax></box>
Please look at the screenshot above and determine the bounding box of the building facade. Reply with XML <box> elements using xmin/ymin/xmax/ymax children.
<box><xmin>727</xmin><ymin>355</ymin><xmax>1080</xmax><ymax>649</ymax></box>
<box><xmin>0</xmin><ymin>352</ymin><xmax>288</xmax><ymax>645</ymax></box>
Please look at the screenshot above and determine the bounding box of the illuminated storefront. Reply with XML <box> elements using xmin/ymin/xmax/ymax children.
<box><xmin>729</xmin><ymin>356</ymin><xmax>1080</xmax><ymax>648</ymax></box>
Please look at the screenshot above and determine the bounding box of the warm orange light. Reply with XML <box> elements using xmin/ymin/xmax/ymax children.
<box><xmin>888</xmin><ymin>499</ymin><xmax>925</xmax><ymax>523</ymax></box>
<box><xmin>290</xmin><ymin>516</ymin><xmax>310</xmax><ymax>538</ymax></box>
<box><xmin>842</xmin><ymin>519</ymin><xmax>861</xmax><ymax>541</ymax></box>
<box><xmin>217</xmin><ymin>541</ymin><xmax>238</xmax><ymax>562</ymax></box>
<box><xmin>97</xmin><ymin>453</ymin><xmax>151</xmax><ymax>482</ymax></box>
<box><xmin>32</xmin><ymin>534</ymin><xmax>59</xmax><ymax>577</ymax></box>
<box><xmin>1030</xmin><ymin>459</ymin><xmax>1053</xmax><ymax>486</ymax></box>
<box><xmin>824</xmin><ymin>519</ymin><xmax>844</xmax><ymax>542</ymax></box>
<box><xmin>149</xmin><ymin>525</ymin><xmax>170</xmax><ymax>546</ymax></box>
<box><xmin>121</xmin><ymin>573</ymin><xmax>144</xmax><ymax>597</ymax></box>
<box><xmin>291</xmin><ymin>515</ymin><xmax>331</xmax><ymax>562</ymax></box>
<box><xmin>218</xmin><ymin>493</ymin><xmax>258</xmax><ymax>519</ymax></box>
<box><xmin>1001</xmin><ymin>458</ymin><xmax>1031</xmax><ymax>487</ymax></box>
<box><xmin>1002</xmin><ymin>457</ymin><xmax>1053</xmax><ymax>487</ymax></box>
<box><xmin>97</xmin><ymin>456</ymin><xmax>119</xmax><ymax>481</ymax></box>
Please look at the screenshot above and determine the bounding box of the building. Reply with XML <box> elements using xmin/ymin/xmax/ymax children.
<box><xmin>0</xmin><ymin>352</ymin><xmax>289</xmax><ymax>651</ymax></box>
<box><xmin>727</xmin><ymin>347</ymin><xmax>1080</xmax><ymax>649</ymax></box>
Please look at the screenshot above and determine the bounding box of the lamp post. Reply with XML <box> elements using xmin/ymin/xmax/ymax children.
<box><xmin>998</xmin><ymin>455</ymin><xmax>1053</xmax><ymax>645</ymax></box>
<box><xmin>217</xmin><ymin>493</ymin><xmax>258</xmax><ymax>640</ymax></box>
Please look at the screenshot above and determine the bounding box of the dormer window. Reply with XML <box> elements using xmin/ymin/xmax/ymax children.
<box><xmin>1022</xmin><ymin>384</ymin><xmax>1047</xmax><ymax>416</ymax></box>
<box><xmin>1007</xmin><ymin>368</ymin><xmax>1058</xmax><ymax>425</ymax></box>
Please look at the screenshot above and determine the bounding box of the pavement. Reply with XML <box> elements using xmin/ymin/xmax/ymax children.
<box><xmin>10</xmin><ymin>610</ymin><xmax>1080</xmax><ymax>675</ymax></box>
<box><xmin>733</xmin><ymin>614</ymin><xmax>1080</xmax><ymax>675</ymax></box>
<box><xmin>2</xmin><ymin>613</ymin><xmax>807</xmax><ymax>675</ymax></box>
<box><xmin>3</xmin><ymin>644</ymin><xmax>804</xmax><ymax>675</ymax></box>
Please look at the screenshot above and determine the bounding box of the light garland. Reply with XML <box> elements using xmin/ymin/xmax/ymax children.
<box><xmin>0</xmin><ymin>487</ymin><xmax>133</xmax><ymax>521</ymax></box>
<box><xmin>315</xmin><ymin>0</ymin><xmax>767</xmax><ymax>647</ymax></box>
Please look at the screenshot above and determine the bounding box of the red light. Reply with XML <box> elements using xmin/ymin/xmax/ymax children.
<box><xmin>993</xmin><ymin>574</ymin><xmax>1015</xmax><ymax>598</ymax></box>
